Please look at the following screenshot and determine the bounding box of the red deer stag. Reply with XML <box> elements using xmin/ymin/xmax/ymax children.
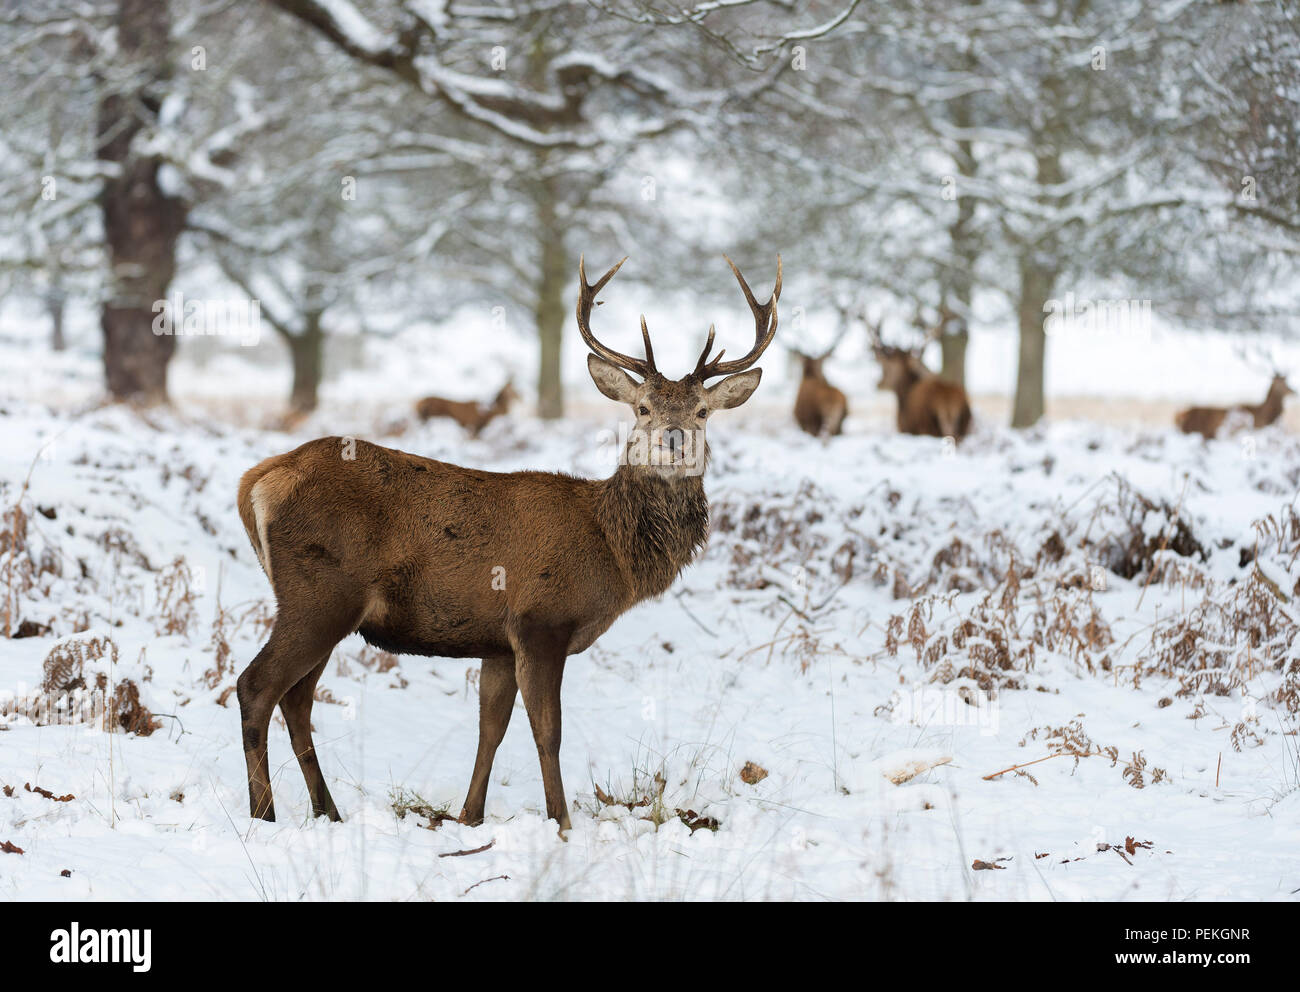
<box><xmin>864</xmin><ymin>309</ymin><xmax>972</xmax><ymax>440</ymax></box>
<box><xmin>415</xmin><ymin>379</ymin><xmax>520</xmax><ymax>437</ymax></box>
<box><xmin>1175</xmin><ymin>373</ymin><xmax>1294</xmax><ymax>439</ymax></box>
<box><xmin>792</xmin><ymin>326</ymin><xmax>849</xmax><ymax>437</ymax></box>
<box><xmin>235</xmin><ymin>254</ymin><xmax>780</xmax><ymax>831</ymax></box>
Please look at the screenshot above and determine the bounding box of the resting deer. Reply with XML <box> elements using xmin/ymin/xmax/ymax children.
<box><xmin>235</xmin><ymin>254</ymin><xmax>780</xmax><ymax>831</ymax></box>
<box><xmin>415</xmin><ymin>379</ymin><xmax>519</xmax><ymax>437</ymax></box>
<box><xmin>864</xmin><ymin>309</ymin><xmax>972</xmax><ymax>440</ymax></box>
<box><xmin>1175</xmin><ymin>373</ymin><xmax>1294</xmax><ymax>439</ymax></box>
<box><xmin>791</xmin><ymin>327</ymin><xmax>849</xmax><ymax>437</ymax></box>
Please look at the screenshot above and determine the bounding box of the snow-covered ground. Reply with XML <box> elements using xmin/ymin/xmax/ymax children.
<box><xmin>2</xmin><ymin>349</ymin><xmax>1298</xmax><ymax>900</ymax></box>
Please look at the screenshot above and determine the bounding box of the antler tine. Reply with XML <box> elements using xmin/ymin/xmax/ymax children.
<box><xmin>692</xmin><ymin>323</ymin><xmax>718</xmax><ymax>376</ymax></box>
<box><xmin>911</xmin><ymin>301</ymin><xmax>928</xmax><ymax>331</ymax></box>
<box><xmin>816</xmin><ymin>327</ymin><xmax>845</xmax><ymax>362</ymax></box>
<box><xmin>910</xmin><ymin>299</ymin><xmax>944</xmax><ymax>353</ymax></box>
<box><xmin>860</xmin><ymin>306</ymin><xmax>884</xmax><ymax>349</ymax></box>
<box><xmin>695</xmin><ymin>254</ymin><xmax>782</xmax><ymax>380</ymax></box>
<box><xmin>639</xmin><ymin>315</ymin><xmax>656</xmax><ymax>371</ymax></box>
<box><xmin>576</xmin><ymin>254</ymin><xmax>656</xmax><ymax>378</ymax></box>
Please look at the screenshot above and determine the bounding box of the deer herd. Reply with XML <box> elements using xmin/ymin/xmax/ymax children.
<box><xmin>236</xmin><ymin>255</ymin><xmax>1293</xmax><ymax>833</ymax></box>
<box><xmin>417</xmin><ymin>293</ymin><xmax>979</xmax><ymax>443</ymax></box>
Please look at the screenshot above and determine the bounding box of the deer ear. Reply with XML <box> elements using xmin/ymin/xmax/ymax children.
<box><xmin>706</xmin><ymin>368</ymin><xmax>762</xmax><ymax>410</ymax></box>
<box><xmin>587</xmin><ymin>354</ymin><xmax>640</xmax><ymax>404</ymax></box>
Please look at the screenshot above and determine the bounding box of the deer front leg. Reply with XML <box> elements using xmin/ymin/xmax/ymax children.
<box><xmin>459</xmin><ymin>653</ymin><xmax>517</xmax><ymax>827</ymax></box>
<box><xmin>513</xmin><ymin>624</ymin><xmax>572</xmax><ymax>833</ymax></box>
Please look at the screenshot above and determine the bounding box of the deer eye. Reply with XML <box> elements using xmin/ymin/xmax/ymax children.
<box><xmin>696</xmin><ymin>408</ymin><xmax>707</xmax><ymax>419</ymax></box>
<box><xmin>638</xmin><ymin>405</ymin><xmax>650</xmax><ymax>416</ymax></box>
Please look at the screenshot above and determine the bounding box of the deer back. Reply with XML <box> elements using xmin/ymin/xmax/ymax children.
<box><xmin>237</xmin><ymin>437</ymin><xmax>675</xmax><ymax>660</ymax></box>
<box><xmin>794</xmin><ymin>368</ymin><xmax>848</xmax><ymax>436</ymax></box>
<box><xmin>1174</xmin><ymin>405</ymin><xmax>1227</xmax><ymax>439</ymax></box>
<box><xmin>898</xmin><ymin>375</ymin><xmax>972</xmax><ymax>439</ymax></box>
<box><xmin>414</xmin><ymin>395</ymin><xmax>481</xmax><ymax>428</ymax></box>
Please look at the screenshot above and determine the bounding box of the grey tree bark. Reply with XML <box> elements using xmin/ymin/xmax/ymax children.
<box><xmin>96</xmin><ymin>0</ymin><xmax>185</xmax><ymax>404</ymax></box>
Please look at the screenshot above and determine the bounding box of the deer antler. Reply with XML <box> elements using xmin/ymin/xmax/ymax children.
<box><xmin>694</xmin><ymin>255</ymin><xmax>782</xmax><ymax>380</ymax></box>
<box><xmin>908</xmin><ymin>300</ymin><xmax>946</xmax><ymax>354</ymax></box>
<box><xmin>860</xmin><ymin>307</ymin><xmax>885</xmax><ymax>350</ymax></box>
<box><xmin>818</xmin><ymin>323</ymin><xmax>850</xmax><ymax>361</ymax></box>
<box><xmin>577</xmin><ymin>255</ymin><xmax>658</xmax><ymax>379</ymax></box>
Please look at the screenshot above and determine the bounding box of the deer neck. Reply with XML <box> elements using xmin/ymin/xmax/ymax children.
<box><xmin>1254</xmin><ymin>387</ymin><xmax>1285</xmax><ymax>425</ymax></box>
<box><xmin>595</xmin><ymin>465</ymin><xmax>709</xmax><ymax>601</ymax></box>
<box><xmin>891</xmin><ymin>367</ymin><xmax>924</xmax><ymax>402</ymax></box>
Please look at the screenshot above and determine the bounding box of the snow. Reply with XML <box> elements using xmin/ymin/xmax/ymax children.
<box><xmin>1</xmin><ymin>324</ymin><xmax>1298</xmax><ymax>900</ymax></box>
<box><xmin>316</xmin><ymin>0</ymin><xmax>393</xmax><ymax>58</ymax></box>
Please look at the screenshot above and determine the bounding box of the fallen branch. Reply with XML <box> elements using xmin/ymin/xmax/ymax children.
<box><xmin>439</xmin><ymin>840</ymin><xmax>494</xmax><ymax>858</ymax></box>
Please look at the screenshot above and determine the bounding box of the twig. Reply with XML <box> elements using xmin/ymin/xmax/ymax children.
<box><xmin>439</xmin><ymin>840</ymin><xmax>494</xmax><ymax>858</ymax></box>
<box><xmin>672</xmin><ymin>589</ymin><xmax>718</xmax><ymax>638</ymax></box>
<box><xmin>983</xmin><ymin>750</ymin><xmax>1100</xmax><ymax>780</ymax></box>
<box><xmin>463</xmin><ymin>874</ymin><xmax>509</xmax><ymax>894</ymax></box>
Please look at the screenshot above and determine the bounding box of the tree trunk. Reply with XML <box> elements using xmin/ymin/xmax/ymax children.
<box><xmin>1011</xmin><ymin>254</ymin><xmax>1056</xmax><ymax>428</ymax></box>
<box><xmin>96</xmin><ymin>0</ymin><xmax>184</xmax><ymax>405</ymax></box>
<box><xmin>1011</xmin><ymin>144</ymin><xmax>1064</xmax><ymax>429</ymax></box>
<box><xmin>534</xmin><ymin>176</ymin><xmax>567</xmax><ymax>420</ymax></box>
<box><xmin>939</xmin><ymin>328</ymin><xmax>968</xmax><ymax>387</ymax></box>
<box><xmin>47</xmin><ymin>290</ymin><xmax>66</xmax><ymax>352</ymax></box>
<box><xmin>939</xmin><ymin>35</ymin><xmax>977</xmax><ymax>387</ymax></box>
<box><xmin>287</xmin><ymin>312</ymin><xmax>324</xmax><ymax>414</ymax></box>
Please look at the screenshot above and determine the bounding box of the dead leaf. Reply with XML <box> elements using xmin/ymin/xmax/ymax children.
<box><xmin>677</xmin><ymin>809</ymin><xmax>720</xmax><ymax>833</ymax></box>
<box><xmin>1</xmin><ymin>840</ymin><xmax>24</xmax><ymax>855</ymax></box>
<box><xmin>739</xmin><ymin>761</ymin><xmax>768</xmax><ymax>785</ymax></box>
<box><xmin>883</xmin><ymin>753</ymin><xmax>953</xmax><ymax>784</ymax></box>
<box><xmin>25</xmin><ymin>783</ymin><xmax>74</xmax><ymax>802</ymax></box>
<box><xmin>1124</xmin><ymin>836</ymin><xmax>1153</xmax><ymax>855</ymax></box>
<box><xmin>594</xmin><ymin>784</ymin><xmax>650</xmax><ymax>809</ymax></box>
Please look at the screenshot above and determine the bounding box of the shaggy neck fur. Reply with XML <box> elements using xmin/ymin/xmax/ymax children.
<box><xmin>595</xmin><ymin>464</ymin><xmax>710</xmax><ymax>602</ymax></box>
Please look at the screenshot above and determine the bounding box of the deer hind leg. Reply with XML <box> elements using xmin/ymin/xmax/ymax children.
<box><xmin>237</xmin><ymin>603</ymin><xmax>360</xmax><ymax>821</ymax></box>
<box><xmin>512</xmin><ymin>624</ymin><xmax>572</xmax><ymax>832</ymax></box>
<box><xmin>459</xmin><ymin>653</ymin><xmax>517</xmax><ymax>827</ymax></box>
<box><xmin>280</xmin><ymin>657</ymin><xmax>341</xmax><ymax>822</ymax></box>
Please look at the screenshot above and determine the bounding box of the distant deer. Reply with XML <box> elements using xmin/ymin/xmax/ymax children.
<box><xmin>415</xmin><ymin>379</ymin><xmax>520</xmax><ymax>437</ymax></box>
<box><xmin>1175</xmin><ymin>373</ymin><xmax>1294</xmax><ymax>439</ymax></box>
<box><xmin>864</xmin><ymin>308</ymin><xmax>972</xmax><ymax>440</ymax></box>
<box><xmin>791</xmin><ymin>325</ymin><xmax>849</xmax><ymax>437</ymax></box>
<box><xmin>234</xmin><ymin>254</ymin><xmax>780</xmax><ymax>831</ymax></box>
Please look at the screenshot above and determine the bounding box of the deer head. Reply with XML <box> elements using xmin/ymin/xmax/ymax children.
<box><xmin>493</xmin><ymin>378</ymin><xmax>521</xmax><ymax>411</ymax></box>
<box><xmin>578</xmin><ymin>254</ymin><xmax>781</xmax><ymax>477</ymax></box>
<box><xmin>863</xmin><ymin>309</ymin><xmax>933</xmax><ymax>391</ymax></box>
<box><xmin>790</xmin><ymin>323</ymin><xmax>848</xmax><ymax>381</ymax></box>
